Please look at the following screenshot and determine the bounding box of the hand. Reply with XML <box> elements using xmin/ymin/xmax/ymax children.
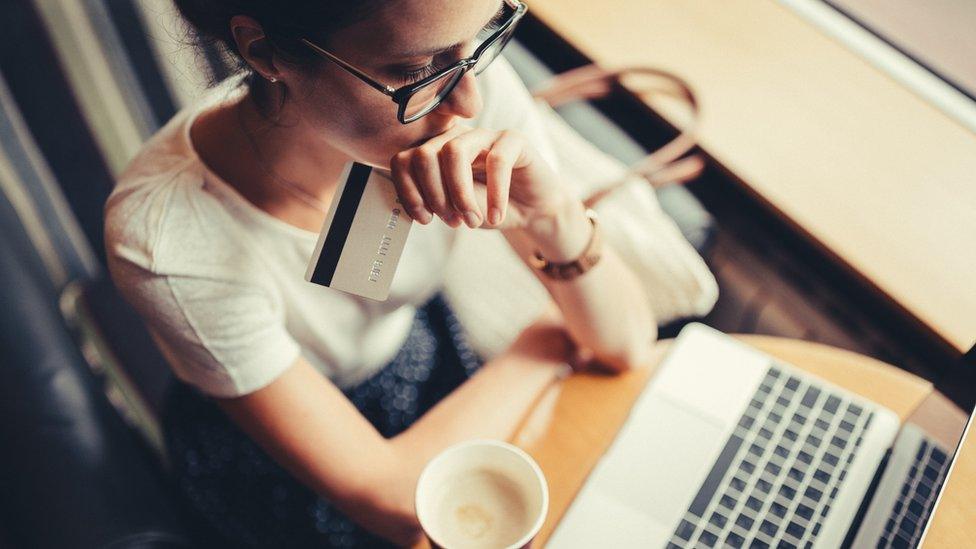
<box><xmin>388</xmin><ymin>123</ymin><xmax>571</xmax><ymax>230</ymax></box>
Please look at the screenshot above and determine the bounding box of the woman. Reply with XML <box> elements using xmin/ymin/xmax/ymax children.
<box><xmin>104</xmin><ymin>0</ymin><xmax>716</xmax><ymax>546</ymax></box>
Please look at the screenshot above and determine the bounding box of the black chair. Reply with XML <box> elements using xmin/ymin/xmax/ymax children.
<box><xmin>0</xmin><ymin>192</ymin><xmax>194</xmax><ymax>549</ymax></box>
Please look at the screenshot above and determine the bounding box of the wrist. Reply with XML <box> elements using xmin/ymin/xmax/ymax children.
<box><xmin>522</xmin><ymin>194</ymin><xmax>592</xmax><ymax>262</ymax></box>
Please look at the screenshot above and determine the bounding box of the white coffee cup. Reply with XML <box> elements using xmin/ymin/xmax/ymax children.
<box><xmin>415</xmin><ymin>440</ymin><xmax>549</xmax><ymax>549</ymax></box>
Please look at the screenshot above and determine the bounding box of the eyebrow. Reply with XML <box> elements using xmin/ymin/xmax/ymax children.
<box><xmin>394</xmin><ymin>1</ymin><xmax>506</xmax><ymax>58</ymax></box>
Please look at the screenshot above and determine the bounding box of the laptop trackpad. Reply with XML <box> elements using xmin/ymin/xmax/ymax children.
<box><xmin>584</xmin><ymin>393</ymin><xmax>725</xmax><ymax>528</ymax></box>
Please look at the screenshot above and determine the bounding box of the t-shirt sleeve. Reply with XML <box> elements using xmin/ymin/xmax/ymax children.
<box><xmin>105</xmin><ymin>179</ymin><xmax>302</xmax><ymax>398</ymax></box>
<box><xmin>111</xmin><ymin>257</ymin><xmax>302</xmax><ymax>398</ymax></box>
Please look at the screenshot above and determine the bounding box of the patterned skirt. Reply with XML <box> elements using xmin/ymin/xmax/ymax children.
<box><xmin>161</xmin><ymin>291</ymin><xmax>485</xmax><ymax>548</ymax></box>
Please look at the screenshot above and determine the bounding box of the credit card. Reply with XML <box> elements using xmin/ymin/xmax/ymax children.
<box><xmin>305</xmin><ymin>161</ymin><xmax>413</xmax><ymax>301</ymax></box>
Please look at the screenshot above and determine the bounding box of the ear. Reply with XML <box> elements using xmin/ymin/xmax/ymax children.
<box><xmin>229</xmin><ymin>14</ymin><xmax>280</xmax><ymax>81</ymax></box>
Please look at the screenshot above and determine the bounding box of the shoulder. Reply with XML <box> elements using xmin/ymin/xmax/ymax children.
<box><xmin>104</xmin><ymin>153</ymin><xmax>257</xmax><ymax>285</ymax></box>
<box><xmin>105</xmin><ymin>76</ymin><xmax>259</xmax><ymax>279</ymax></box>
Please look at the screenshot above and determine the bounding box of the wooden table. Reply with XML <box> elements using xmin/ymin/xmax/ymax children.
<box><xmin>505</xmin><ymin>335</ymin><xmax>968</xmax><ymax>547</ymax></box>
<box><xmin>525</xmin><ymin>0</ymin><xmax>976</xmax><ymax>355</ymax></box>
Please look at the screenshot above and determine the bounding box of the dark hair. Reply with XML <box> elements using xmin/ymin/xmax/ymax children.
<box><xmin>172</xmin><ymin>0</ymin><xmax>389</xmax><ymax>117</ymax></box>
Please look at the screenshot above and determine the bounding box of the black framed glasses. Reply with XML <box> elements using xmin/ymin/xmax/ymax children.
<box><xmin>300</xmin><ymin>0</ymin><xmax>527</xmax><ymax>124</ymax></box>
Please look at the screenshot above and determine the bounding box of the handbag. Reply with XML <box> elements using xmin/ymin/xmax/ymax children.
<box><xmin>529</xmin><ymin>64</ymin><xmax>704</xmax><ymax>209</ymax></box>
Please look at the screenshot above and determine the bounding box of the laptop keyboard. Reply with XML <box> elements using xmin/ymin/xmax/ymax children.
<box><xmin>666</xmin><ymin>365</ymin><xmax>876</xmax><ymax>549</ymax></box>
<box><xmin>876</xmin><ymin>439</ymin><xmax>950</xmax><ymax>549</ymax></box>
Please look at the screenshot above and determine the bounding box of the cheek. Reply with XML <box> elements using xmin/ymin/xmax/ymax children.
<box><xmin>303</xmin><ymin>86</ymin><xmax>429</xmax><ymax>166</ymax></box>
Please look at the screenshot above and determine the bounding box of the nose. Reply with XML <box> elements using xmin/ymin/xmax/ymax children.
<box><xmin>435</xmin><ymin>70</ymin><xmax>483</xmax><ymax>119</ymax></box>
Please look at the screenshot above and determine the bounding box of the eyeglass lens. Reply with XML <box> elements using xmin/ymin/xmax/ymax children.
<box><xmin>401</xmin><ymin>16</ymin><xmax>518</xmax><ymax>122</ymax></box>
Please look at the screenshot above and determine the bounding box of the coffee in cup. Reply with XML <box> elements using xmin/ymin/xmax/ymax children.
<box><xmin>415</xmin><ymin>440</ymin><xmax>549</xmax><ymax>549</ymax></box>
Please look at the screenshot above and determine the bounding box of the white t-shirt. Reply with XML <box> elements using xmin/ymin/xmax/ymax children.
<box><xmin>105</xmin><ymin>55</ymin><xmax>719</xmax><ymax>399</ymax></box>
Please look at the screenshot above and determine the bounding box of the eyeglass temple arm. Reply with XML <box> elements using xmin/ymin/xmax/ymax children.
<box><xmin>299</xmin><ymin>38</ymin><xmax>396</xmax><ymax>96</ymax></box>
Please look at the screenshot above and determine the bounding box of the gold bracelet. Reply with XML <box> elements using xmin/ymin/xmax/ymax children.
<box><xmin>527</xmin><ymin>208</ymin><xmax>602</xmax><ymax>280</ymax></box>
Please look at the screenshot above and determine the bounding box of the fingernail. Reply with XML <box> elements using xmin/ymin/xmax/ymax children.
<box><xmin>489</xmin><ymin>207</ymin><xmax>501</xmax><ymax>225</ymax></box>
<box><xmin>463</xmin><ymin>211</ymin><xmax>481</xmax><ymax>228</ymax></box>
<box><xmin>410</xmin><ymin>206</ymin><xmax>431</xmax><ymax>223</ymax></box>
<box><xmin>444</xmin><ymin>212</ymin><xmax>461</xmax><ymax>226</ymax></box>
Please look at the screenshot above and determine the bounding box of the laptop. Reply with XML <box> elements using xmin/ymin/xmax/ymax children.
<box><xmin>547</xmin><ymin>323</ymin><xmax>961</xmax><ymax>548</ymax></box>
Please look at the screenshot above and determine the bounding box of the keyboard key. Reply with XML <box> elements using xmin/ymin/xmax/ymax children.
<box><xmin>788</xmin><ymin>467</ymin><xmax>804</xmax><ymax>481</ymax></box>
<box><xmin>908</xmin><ymin>499</ymin><xmax>924</xmax><ymax>517</ymax></box>
<box><xmin>751</xmin><ymin>540</ymin><xmax>770</xmax><ymax>549</ymax></box>
<box><xmin>756</xmin><ymin>478</ymin><xmax>773</xmax><ymax>494</ymax></box>
<box><xmin>784</xmin><ymin>429</ymin><xmax>799</xmax><ymax>442</ymax></box>
<box><xmin>698</xmin><ymin>529</ymin><xmax>718</xmax><ymax>547</ymax></box>
<box><xmin>766</xmin><ymin>462</ymin><xmax>782</xmax><ymax>475</ymax></box>
<box><xmin>932</xmin><ymin>447</ymin><xmax>947</xmax><ymax>465</ymax></box>
<box><xmin>805</xmin><ymin>486</ymin><xmax>823</xmax><ymax>501</ymax></box>
<box><xmin>709</xmin><ymin>512</ymin><xmax>728</xmax><ymax>529</ymax></box>
<box><xmin>779</xmin><ymin>484</ymin><xmax>797</xmax><ymax>499</ymax></box>
<box><xmin>675</xmin><ymin>519</ymin><xmax>695</xmax><ymax>540</ymax></box>
<box><xmin>797</xmin><ymin>503</ymin><xmax>815</xmax><ymax>520</ymax></box>
<box><xmin>726</xmin><ymin>532</ymin><xmax>745</xmax><ymax>548</ymax></box>
<box><xmin>899</xmin><ymin>515</ymin><xmax>917</xmax><ymax>536</ymax></box>
<box><xmin>777</xmin><ymin>541</ymin><xmax>797</xmax><ymax>549</ymax></box>
<box><xmin>688</xmin><ymin>434</ymin><xmax>744</xmax><ymax>516</ymax></box>
<box><xmin>760</xmin><ymin>519</ymin><xmax>779</xmax><ymax>535</ymax></box>
<box><xmin>801</xmin><ymin>386</ymin><xmax>820</xmax><ymax>407</ymax></box>
<box><xmin>786</xmin><ymin>377</ymin><xmax>801</xmax><ymax>391</ymax></box>
<box><xmin>736</xmin><ymin>514</ymin><xmax>755</xmax><ymax>530</ymax></box>
<box><xmin>824</xmin><ymin>396</ymin><xmax>841</xmax><ymax>414</ymax></box>
<box><xmin>797</xmin><ymin>451</ymin><xmax>813</xmax><ymax>465</ymax></box>
<box><xmin>786</xmin><ymin>521</ymin><xmax>806</xmax><ymax>538</ymax></box>
<box><xmin>814</xmin><ymin>468</ymin><xmax>831</xmax><ymax>483</ymax></box>
<box><xmin>849</xmin><ymin>404</ymin><xmax>864</xmax><ymax>417</ymax></box>
<box><xmin>771</xmin><ymin>501</ymin><xmax>788</xmax><ymax>518</ymax></box>
<box><xmin>721</xmin><ymin>495</ymin><xmax>737</xmax><ymax>510</ymax></box>
<box><xmin>746</xmin><ymin>496</ymin><xmax>763</xmax><ymax>511</ymax></box>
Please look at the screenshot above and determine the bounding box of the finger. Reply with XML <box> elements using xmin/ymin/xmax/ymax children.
<box><xmin>390</xmin><ymin>152</ymin><xmax>432</xmax><ymax>224</ymax></box>
<box><xmin>409</xmin><ymin>144</ymin><xmax>459</xmax><ymax>227</ymax></box>
<box><xmin>482</xmin><ymin>130</ymin><xmax>522</xmax><ymax>226</ymax></box>
<box><xmin>437</xmin><ymin>129</ymin><xmax>499</xmax><ymax>228</ymax></box>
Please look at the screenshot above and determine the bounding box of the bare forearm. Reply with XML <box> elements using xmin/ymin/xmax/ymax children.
<box><xmin>216</xmin><ymin>351</ymin><xmax>564</xmax><ymax>546</ymax></box>
<box><xmin>503</xmin><ymin>195</ymin><xmax>658</xmax><ymax>371</ymax></box>
<box><xmin>387</xmin><ymin>354</ymin><xmax>565</xmax><ymax>490</ymax></box>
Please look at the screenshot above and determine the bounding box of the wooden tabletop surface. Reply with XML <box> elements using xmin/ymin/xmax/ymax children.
<box><xmin>525</xmin><ymin>0</ymin><xmax>976</xmax><ymax>354</ymax></box>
